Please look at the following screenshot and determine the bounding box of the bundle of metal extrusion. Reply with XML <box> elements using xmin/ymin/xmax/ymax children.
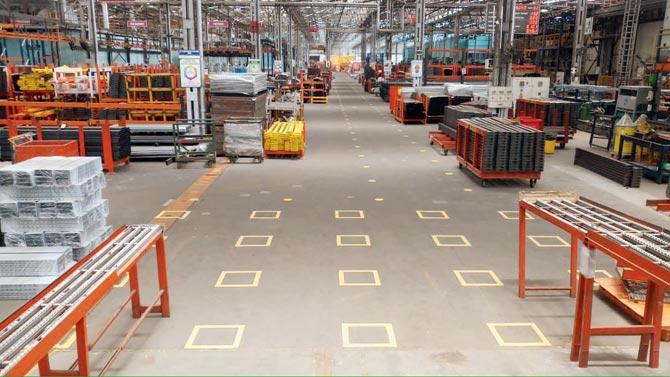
<box><xmin>0</xmin><ymin>225</ymin><xmax>161</xmax><ymax>375</ymax></box>
<box><xmin>573</xmin><ymin>148</ymin><xmax>642</xmax><ymax>188</ymax></box>
<box><xmin>525</xmin><ymin>196</ymin><xmax>670</xmax><ymax>269</ymax></box>
<box><xmin>209</xmin><ymin>72</ymin><xmax>268</xmax><ymax>96</ymax></box>
<box><xmin>440</xmin><ymin>105</ymin><xmax>493</xmax><ymax>138</ymax></box>
<box><xmin>457</xmin><ymin>117</ymin><xmax>545</xmax><ymax>173</ymax></box>
<box><xmin>0</xmin><ymin>157</ymin><xmax>111</xmax><ymax>260</ymax></box>
<box><xmin>0</xmin><ymin>246</ymin><xmax>74</xmax><ymax>300</ymax></box>
<box><xmin>128</xmin><ymin>123</ymin><xmax>192</xmax><ymax>159</ymax></box>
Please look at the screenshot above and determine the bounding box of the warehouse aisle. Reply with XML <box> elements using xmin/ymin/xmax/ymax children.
<box><xmin>57</xmin><ymin>73</ymin><xmax>670</xmax><ymax>375</ymax></box>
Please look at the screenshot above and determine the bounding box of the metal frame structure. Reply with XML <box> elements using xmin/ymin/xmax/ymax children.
<box><xmin>518</xmin><ymin>192</ymin><xmax>670</xmax><ymax>368</ymax></box>
<box><xmin>0</xmin><ymin>224</ymin><xmax>170</xmax><ymax>376</ymax></box>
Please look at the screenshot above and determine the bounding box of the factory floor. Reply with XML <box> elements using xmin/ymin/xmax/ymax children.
<box><xmin>4</xmin><ymin>72</ymin><xmax>670</xmax><ymax>375</ymax></box>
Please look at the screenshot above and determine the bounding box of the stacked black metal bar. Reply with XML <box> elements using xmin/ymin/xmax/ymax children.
<box><xmin>379</xmin><ymin>81</ymin><xmax>412</xmax><ymax>102</ymax></box>
<box><xmin>440</xmin><ymin>105</ymin><xmax>493</xmax><ymax>139</ymax></box>
<box><xmin>0</xmin><ymin>127</ymin><xmax>131</xmax><ymax>162</ymax></box>
<box><xmin>460</xmin><ymin>118</ymin><xmax>544</xmax><ymax>173</ymax></box>
<box><xmin>573</xmin><ymin>148</ymin><xmax>642</xmax><ymax>188</ymax></box>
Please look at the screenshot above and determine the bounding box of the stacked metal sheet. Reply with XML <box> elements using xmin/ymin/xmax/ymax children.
<box><xmin>459</xmin><ymin>117</ymin><xmax>545</xmax><ymax>172</ymax></box>
<box><xmin>0</xmin><ymin>157</ymin><xmax>112</xmax><ymax>260</ymax></box>
<box><xmin>440</xmin><ymin>105</ymin><xmax>493</xmax><ymax>138</ymax></box>
<box><xmin>0</xmin><ymin>246</ymin><xmax>74</xmax><ymax>299</ymax></box>
<box><xmin>573</xmin><ymin>148</ymin><xmax>642</xmax><ymax>188</ymax></box>
<box><xmin>209</xmin><ymin>73</ymin><xmax>268</xmax><ymax>95</ymax></box>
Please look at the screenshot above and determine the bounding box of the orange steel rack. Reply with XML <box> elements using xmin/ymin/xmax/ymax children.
<box><xmin>0</xmin><ymin>224</ymin><xmax>169</xmax><ymax>377</ymax></box>
<box><xmin>518</xmin><ymin>192</ymin><xmax>670</xmax><ymax>368</ymax></box>
<box><xmin>0</xmin><ymin>118</ymin><xmax>132</xmax><ymax>174</ymax></box>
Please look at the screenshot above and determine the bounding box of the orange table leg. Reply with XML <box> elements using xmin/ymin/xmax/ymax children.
<box><xmin>570</xmin><ymin>274</ymin><xmax>586</xmax><ymax>362</ymax></box>
<box><xmin>637</xmin><ymin>281</ymin><xmax>656</xmax><ymax>362</ymax></box>
<box><xmin>74</xmin><ymin>318</ymin><xmax>90</xmax><ymax>376</ymax></box>
<box><xmin>155</xmin><ymin>236</ymin><xmax>171</xmax><ymax>317</ymax></box>
<box><xmin>570</xmin><ymin>236</ymin><xmax>578</xmax><ymax>298</ymax></box>
<box><xmin>128</xmin><ymin>265</ymin><xmax>141</xmax><ymax>318</ymax></box>
<box><xmin>577</xmin><ymin>275</ymin><xmax>595</xmax><ymax>368</ymax></box>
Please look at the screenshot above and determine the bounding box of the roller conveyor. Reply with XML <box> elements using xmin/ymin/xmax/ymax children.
<box><xmin>0</xmin><ymin>224</ymin><xmax>163</xmax><ymax>376</ymax></box>
<box><xmin>528</xmin><ymin>198</ymin><xmax>670</xmax><ymax>269</ymax></box>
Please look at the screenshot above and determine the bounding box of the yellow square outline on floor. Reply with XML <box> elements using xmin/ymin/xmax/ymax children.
<box><xmin>486</xmin><ymin>322</ymin><xmax>551</xmax><ymax>347</ymax></box>
<box><xmin>339</xmin><ymin>270</ymin><xmax>381</xmax><ymax>286</ymax></box>
<box><xmin>335</xmin><ymin>210</ymin><xmax>365</xmax><ymax>219</ymax></box>
<box><xmin>250</xmin><ymin>210</ymin><xmax>281</xmax><ymax>219</ymax></box>
<box><xmin>341</xmin><ymin>323</ymin><xmax>397</xmax><ymax>348</ymax></box>
<box><xmin>235</xmin><ymin>235</ymin><xmax>273</xmax><ymax>247</ymax></box>
<box><xmin>184</xmin><ymin>325</ymin><xmax>245</xmax><ymax>350</ymax></box>
<box><xmin>498</xmin><ymin>210</ymin><xmax>534</xmax><ymax>220</ymax></box>
<box><xmin>432</xmin><ymin>235</ymin><xmax>471</xmax><ymax>247</ymax></box>
<box><xmin>215</xmin><ymin>271</ymin><xmax>262</xmax><ymax>288</ymax></box>
<box><xmin>454</xmin><ymin>270</ymin><xmax>503</xmax><ymax>287</ymax></box>
<box><xmin>528</xmin><ymin>235</ymin><xmax>570</xmax><ymax>248</ymax></box>
<box><xmin>336</xmin><ymin>235</ymin><xmax>371</xmax><ymax>247</ymax></box>
<box><xmin>156</xmin><ymin>210</ymin><xmax>191</xmax><ymax>220</ymax></box>
<box><xmin>417</xmin><ymin>210</ymin><xmax>449</xmax><ymax>219</ymax></box>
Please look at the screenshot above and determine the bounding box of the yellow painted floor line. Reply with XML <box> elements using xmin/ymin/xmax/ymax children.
<box><xmin>152</xmin><ymin>165</ymin><xmax>225</xmax><ymax>232</ymax></box>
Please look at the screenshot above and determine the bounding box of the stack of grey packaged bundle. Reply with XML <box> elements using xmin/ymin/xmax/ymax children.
<box><xmin>0</xmin><ymin>157</ymin><xmax>112</xmax><ymax>261</ymax></box>
<box><xmin>223</xmin><ymin>118</ymin><xmax>264</xmax><ymax>160</ymax></box>
<box><xmin>209</xmin><ymin>73</ymin><xmax>268</xmax><ymax>95</ymax></box>
<box><xmin>0</xmin><ymin>246</ymin><xmax>74</xmax><ymax>299</ymax></box>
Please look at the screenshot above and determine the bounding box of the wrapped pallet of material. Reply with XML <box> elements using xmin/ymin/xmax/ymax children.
<box><xmin>209</xmin><ymin>73</ymin><xmax>268</xmax><ymax>95</ymax></box>
<box><xmin>223</xmin><ymin>118</ymin><xmax>264</xmax><ymax>159</ymax></box>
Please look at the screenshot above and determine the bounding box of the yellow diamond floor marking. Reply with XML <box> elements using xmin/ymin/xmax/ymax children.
<box><xmin>155</xmin><ymin>210</ymin><xmax>191</xmax><ymax>220</ymax></box>
<box><xmin>342</xmin><ymin>323</ymin><xmax>397</xmax><ymax>348</ymax></box>
<box><xmin>114</xmin><ymin>273</ymin><xmax>129</xmax><ymax>288</ymax></box>
<box><xmin>184</xmin><ymin>325</ymin><xmax>245</xmax><ymax>350</ymax></box>
<box><xmin>431</xmin><ymin>160</ymin><xmax>439</xmax><ymax>163</ymax></box>
<box><xmin>368</xmin><ymin>179</ymin><xmax>377</xmax><ymax>183</ymax></box>
<box><xmin>528</xmin><ymin>235</ymin><xmax>570</xmax><ymax>248</ymax></box>
<box><xmin>416</xmin><ymin>210</ymin><xmax>450</xmax><ymax>219</ymax></box>
<box><xmin>420</xmin><ymin>149</ymin><xmax>427</xmax><ymax>152</ymax></box>
<box><xmin>336</xmin><ymin>235</ymin><xmax>371</xmax><ymax>247</ymax></box>
<box><xmin>335</xmin><ymin>210</ymin><xmax>365</xmax><ymax>219</ymax></box>
<box><xmin>363</xmin><ymin>165</ymin><xmax>370</xmax><ymax>169</ymax></box>
<box><xmin>486</xmin><ymin>323</ymin><xmax>551</xmax><ymax>347</ymax></box>
<box><xmin>498</xmin><ymin>210</ymin><xmax>534</xmax><ymax>220</ymax></box>
<box><xmin>283</xmin><ymin>198</ymin><xmax>293</xmax><ymax>202</ymax></box>
<box><xmin>454</xmin><ymin>270</ymin><xmax>504</xmax><ymax>287</ymax></box>
<box><xmin>463</xmin><ymin>188</ymin><xmax>473</xmax><ymax>192</ymax></box>
<box><xmin>358</xmin><ymin>155</ymin><xmax>366</xmax><ymax>158</ymax></box>
<box><xmin>215</xmin><ymin>271</ymin><xmax>262</xmax><ymax>288</ymax></box>
<box><xmin>53</xmin><ymin>328</ymin><xmax>77</xmax><ymax>350</ymax></box>
<box><xmin>235</xmin><ymin>235</ymin><xmax>273</xmax><ymax>247</ymax></box>
<box><xmin>355</xmin><ymin>145</ymin><xmax>361</xmax><ymax>149</ymax></box>
<box><xmin>249</xmin><ymin>210</ymin><xmax>281</xmax><ymax>219</ymax></box>
<box><xmin>445</xmin><ymin>172</ymin><xmax>454</xmax><ymax>176</ymax></box>
<box><xmin>432</xmin><ymin>235</ymin><xmax>471</xmax><ymax>247</ymax></box>
<box><xmin>338</xmin><ymin>270</ymin><xmax>381</xmax><ymax>286</ymax></box>
<box><xmin>374</xmin><ymin>198</ymin><xmax>384</xmax><ymax>202</ymax></box>
<box><xmin>568</xmin><ymin>269</ymin><xmax>614</xmax><ymax>283</ymax></box>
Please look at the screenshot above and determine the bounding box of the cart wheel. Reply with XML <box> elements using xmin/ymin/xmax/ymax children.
<box><xmin>443</xmin><ymin>150</ymin><xmax>448</xmax><ymax>156</ymax></box>
<box><xmin>229</xmin><ymin>157</ymin><xmax>238</xmax><ymax>163</ymax></box>
<box><xmin>559</xmin><ymin>143</ymin><xmax>566</xmax><ymax>149</ymax></box>
<box><xmin>430</xmin><ymin>140</ymin><xmax>434</xmax><ymax>145</ymax></box>
<box><xmin>481</xmin><ymin>179</ymin><xmax>487</xmax><ymax>187</ymax></box>
<box><xmin>530</xmin><ymin>179</ymin><xmax>537</xmax><ymax>188</ymax></box>
<box><xmin>458</xmin><ymin>163</ymin><xmax>464</xmax><ymax>169</ymax></box>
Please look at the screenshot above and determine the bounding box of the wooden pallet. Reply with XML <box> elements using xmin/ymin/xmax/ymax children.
<box><xmin>598</xmin><ymin>277</ymin><xmax>670</xmax><ymax>342</ymax></box>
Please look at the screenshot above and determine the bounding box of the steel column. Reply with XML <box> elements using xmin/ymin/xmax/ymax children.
<box><xmin>571</xmin><ymin>0</ymin><xmax>587</xmax><ymax>84</ymax></box>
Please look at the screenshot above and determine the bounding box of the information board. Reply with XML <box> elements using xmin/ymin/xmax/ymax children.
<box><xmin>514</xmin><ymin>1</ymin><xmax>541</xmax><ymax>35</ymax></box>
<box><xmin>179</xmin><ymin>50</ymin><xmax>202</xmax><ymax>88</ymax></box>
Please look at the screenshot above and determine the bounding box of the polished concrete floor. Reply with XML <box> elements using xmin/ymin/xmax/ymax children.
<box><xmin>3</xmin><ymin>72</ymin><xmax>670</xmax><ymax>375</ymax></box>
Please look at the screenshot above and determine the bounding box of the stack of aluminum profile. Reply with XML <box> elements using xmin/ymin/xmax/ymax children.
<box><xmin>209</xmin><ymin>73</ymin><xmax>268</xmax><ymax>95</ymax></box>
<box><xmin>440</xmin><ymin>105</ymin><xmax>493</xmax><ymax>138</ymax></box>
<box><xmin>0</xmin><ymin>157</ymin><xmax>112</xmax><ymax>260</ymax></box>
<box><xmin>0</xmin><ymin>246</ymin><xmax>74</xmax><ymax>299</ymax></box>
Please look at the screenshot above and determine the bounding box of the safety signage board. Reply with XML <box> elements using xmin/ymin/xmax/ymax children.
<box><xmin>179</xmin><ymin>50</ymin><xmax>202</xmax><ymax>88</ymax></box>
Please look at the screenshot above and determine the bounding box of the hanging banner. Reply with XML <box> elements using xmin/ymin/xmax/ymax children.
<box><xmin>179</xmin><ymin>50</ymin><xmax>202</xmax><ymax>88</ymax></box>
<box><xmin>250</xmin><ymin>21</ymin><xmax>262</xmax><ymax>34</ymax></box>
<box><xmin>127</xmin><ymin>20</ymin><xmax>148</xmax><ymax>28</ymax></box>
<box><xmin>514</xmin><ymin>1</ymin><xmax>541</xmax><ymax>35</ymax></box>
<box><xmin>208</xmin><ymin>20</ymin><xmax>229</xmax><ymax>29</ymax></box>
